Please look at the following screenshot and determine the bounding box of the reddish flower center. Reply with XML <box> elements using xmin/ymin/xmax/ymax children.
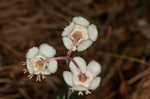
<box><xmin>78</xmin><ymin>74</ymin><xmax>88</xmax><ymax>83</ymax></box>
<box><xmin>71</xmin><ymin>31</ymin><xmax>83</xmax><ymax>42</ymax></box>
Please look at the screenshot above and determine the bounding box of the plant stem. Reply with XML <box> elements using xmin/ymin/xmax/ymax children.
<box><xmin>45</xmin><ymin>56</ymin><xmax>82</xmax><ymax>73</ymax></box>
<box><xmin>53</xmin><ymin>56</ymin><xmax>68</xmax><ymax>60</ymax></box>
<box><xmin>67</xmin><ymin>57</ymin><xmax>83</xmax><ymax>74</ymax></box>
<box><xmin>65</xmin><ymin>86</ymin><xmax>69</xmax><ymax>99</ymax></box>
<box><xmin>44</xmin><ymin>56</ymin><xmax>67</xmax><ymax>63</ymax></box>
<box><xmin>67</xmin><ymin>40</ymin><xmax>77</xmax><ymax>57</ymax></box>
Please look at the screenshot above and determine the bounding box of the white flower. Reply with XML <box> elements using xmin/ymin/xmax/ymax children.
<box><xmin>63</xmin><ymin>57</ymin><xmax>101</xmax><ymax>93</ymax></box>
<box><xmin>26</xmin><ymin>43</ymin><xmax>57</xmax><ymax>75</ymax></box>
<box><xmin>62</xmin><ymin>16</ymin><xmax>98</xmax><ymax>52</ymax></box>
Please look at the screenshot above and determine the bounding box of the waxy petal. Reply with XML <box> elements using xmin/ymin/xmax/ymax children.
<box><xmin>62</xmin><ymin>37</ymin><xmax>76</xmax><ymax>51</ymax></box>
<box><xmin>70</xmin><ymin>57</ymin><xmax>87</xmax><ymax>75</ymax></box>
<box><xmin>72</xmin><ymin>85</ymin><xmax>88</xmax><ymax>91</ymax></box>
<box><xmin>39</xmin><ymin>43</ymin><xmax>56</xmax><ymax>58</ymax></box>
<box><xmin>47</xmin><ymin>59</ymin><xmax>58</xmax><ymax>74</ymax></box>
<box><xmin>26</xmin><ymin>47</ymin><xmax>38</xmax><ymax>59</ymax></box>
<box><xmin>73</xmin><ymin>16</ymin><xmax>90</xmax><ymax>26</ymax></box>
<box><xmin>77</xmin><ymin>40</ymin><xmax>93</xmax><ymax>51</ymax></box>
<box><xmin>26</xmin><ymin>59</ymin><xmax>34</xmax><ymax>74</ymax></box>
<box><xmin>62</xmin><ymin>22</ymin><xmax>74</xmax><ymax>36</ymax></box>
<box><xmin>88</xmin><ymin>24</ymin><xmax>98</xmax><ymax>41</ymax></box>
<box><xmin>87</xmin><ymin>60</ymin><xmax>101</xmax><ymax>76</ymax></box>
<box><xmin>63</xmin><ymin>71</ymin><xmax>73</xmax><ymax>86</ymax></box>
<box><xmin>90</xmin><ymin>77</ymin><xmax>101</xmax><ymax>90</ymax></box>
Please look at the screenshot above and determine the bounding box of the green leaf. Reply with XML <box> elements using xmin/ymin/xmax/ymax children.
<box><xmin>55</xmin><ymin>84</ymin><xmax>77</xmax><ymax>99</ymax></box>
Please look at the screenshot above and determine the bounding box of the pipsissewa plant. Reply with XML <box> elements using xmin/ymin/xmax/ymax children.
<box><xmin>23</xmin><ymin>16</ymin><xmax>101</xmax><ymax>98</ymax></box>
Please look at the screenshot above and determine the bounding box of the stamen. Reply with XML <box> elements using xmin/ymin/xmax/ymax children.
<box><xmin>27</xmin><ymin>74</ymin><xmax>33</xmax><ymax>79</ymax></box>
<box><xmin>23</xmin><ymin>69</ymin><xmax>28</xmax><ymax>74</ymax></box>
<box><xmin>42</xmin><ymin>75</ymin><xmax>46</xmax><ymax>80</ymax></box>
<box><xmin>78</xmin><ymin>91</ymin><xmax>84</xmax><ymax>96</ymax></box>
<box><xmin>36</xmin><ymin>75</ymin><xmax>41</xmax><ymax>82</ymax></box>
<box><xmin>85</xmin><ymin>90</ymin><xmax>91</xmax><ymax>95</ymax></box>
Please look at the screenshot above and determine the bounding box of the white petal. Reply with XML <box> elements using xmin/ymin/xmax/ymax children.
<box><xmin>40</xmin><ymin>71</ymin><xmax>51</xmax><ymax>75</ymax></box>
<box><xmin>39</xmin><ymin>43</ymin><xmax>56</xmax><ymax>57</ymax></box>
<box><xmin>72</xmin><ymin>85</ymin><xmax>88</xmax><ymax>91</ymax></box>
<box><xmin>88</xmin><ymin>24</ymin><xmax>98</xmax><ymax>41</ymax></box>
<box><xmin>87</xmin><ymin>60</ymin><xmax>101</xmax><ymax>76</ymax></box>
<box><xmin>69</xmin><ymin>62</ymin><xmax>79</xmax><ymax>76</ymax></box>
<box><xmin>40</xmin><ymin>59</ymin><xmax>58</xmax><ymax>75</ymax></box>
<box><xmin>62</xmin><ymin>22</ymin><xmax>74</xmax><ymax>36</ymax></box>
<box><xmin>46</xmin><ymin>59</ymin><xmax>58</xmax><ymax>74</ymax></box>
<box><xmin>73</xmin><ymin>16</ymin><xmax>89</xmax><ymax>26</ymax></box>
<box><xmin>63</xmin><ymin>71</ymin><xmax>73</xmax><ymax>86</ymax></box>
<box><xmin>34</xmin><ymin>71</ymin><xmax>41</xmax><ymax>75</ymax></box>
<box><xmin>26</xmin><ymin>47</ymin><xmax>38</xmax><ymax>59</ymax></box>
<box><xmin>26</xmin><ymin>59</ymin><xmax>34</xmax><ymax>74</ymax></box>
<box><xmin>69</xmin><ymin>57</ymin><xmax>87</xmax><ymax>74</ymax></box>
<box><xmin>62</xmin><ymin>37</ymin><xmax>76</xmax><ymax>51</ymax></box>
<box><xmin>77</xmin><ymin>40</ymin><xmax>93</xmax><ymax>51</ymax></box>
<box><xmin>90</xmin><ymin>77</ymin><xmax>101</xmax><ymax>90</ymax></box>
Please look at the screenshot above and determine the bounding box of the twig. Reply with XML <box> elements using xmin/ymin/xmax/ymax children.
<box><xmin>97</xmin><ymin>51</ymin><xmax>147</xmax><ymax>65</ymax></box>
<box><xmin>127</xmin><ymin>67</ymin><xmax>150</xmax><ymax>85</ymax></box>
<box><xmin>0</xmin><ymin>41</ymin><xmax>22</xmax><ymax>60</ymax></box>
<box><xmin>0</xmin><ymin>78</ymin><xmax>11</xmax><ymax>83</ymax></box>
<box><xmin>0</xmin><ymin>94</ymin><xmax>21</xmax><ymax>99</ymax></box>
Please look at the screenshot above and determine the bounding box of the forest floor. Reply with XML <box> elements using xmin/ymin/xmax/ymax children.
<box><xmin>0</xmin><ymin>0</ymin><xmax>150</xmax><ymax>99</ymax></box>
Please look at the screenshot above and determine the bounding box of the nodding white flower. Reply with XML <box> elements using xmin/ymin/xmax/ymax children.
<box><xmin>26</xmin><ymin>43</ymin><xmax>57</xmax><ymax>75</ymax></box>
<box><xmin>63</xmin><ymin>57</ymin><xmax>101</xmax><ymax>94</ymax></box>
<box><xmin>62</xmin><ymin>16</ymin><xmax>98</xmax><ymax>52</ymax></box>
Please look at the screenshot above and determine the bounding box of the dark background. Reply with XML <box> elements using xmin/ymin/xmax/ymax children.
<box><xmin>0</xmin><ymin>0</ymin><xmax>150</xmax><ymax>99</ymax></box>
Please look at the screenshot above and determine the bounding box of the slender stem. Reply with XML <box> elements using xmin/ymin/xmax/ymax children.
<box><xmin>67</xmin><ymin>49</ymin><xmax>72</xmax><ymax>57</ymax></box>
<box><xmin>68</xmin><ymin>57</ymin><xmax>80</xmax><ymax>69</ymax></box>
<box><xmin>43</xmin><ymin>41</ymin><xmax>83</xmax><ymax>74</ymax></box>
<box><xmin>65</xmin><ymin>86</ymin><xmax>69</xmax><ymax>99</ymax></box>
<box><xmin>67</xmin><ymin>57</ymin><xmax>83</xmax><ymax>74</ymax></box>
<box><xmin>67</xmin><ymin>40</ymin><xmax>77</xmax><ymax>57</ymax></box>
<box><xmin>44</xmin><ymin>56</ymin><xmax>82</xmax><ymax>73</ymax></box>
<box><xmin>52</xmin><ymin>56</ymin><xmax>67</xmax><ymax>60</ymax></box>
<box><xmin>44</xmin><ymin>56</ymin><xmax>67</xmax><ymax>63</ymax></box>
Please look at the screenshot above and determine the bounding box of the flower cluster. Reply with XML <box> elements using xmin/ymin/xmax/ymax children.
<box><xmin>62</xmin><ymin>16</ymin><xmax>98</xmax><ymax>51</ymax></box>
<box><xmin>24</xmin><ymin>16</ymin><xmax>101</xmax><ymax>95</ymax></box>
<box><xmin>26</xmin><ymin>43</ymin><xmax>57</xmax><ymax>81</ymax></box>
<box><xmin>63</xmin><ymin>57</ymin><xmax>101</xmax><ymax>95</ymax></box>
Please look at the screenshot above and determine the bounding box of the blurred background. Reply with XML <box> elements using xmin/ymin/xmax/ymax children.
<box><xmin>0</xmin><ymin>0</ymin><xmax>150</xmax><ymax>99</ymax></box>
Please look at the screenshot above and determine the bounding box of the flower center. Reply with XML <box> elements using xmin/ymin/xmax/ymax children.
<box><xmin>70</xmin><ymin>25</ymin><xmax>88</xmax><ymax>44</ymax></box>
<box><xmin>34</xmin><ymin>58</ymin><xmax>45</xmax><ymax>70</ymax></box>
<box><xmin>71</xmin><ymin>31</ymin><xmax>83</xmax><ymax>42</ymax></box>
<box><xmin>78</xmin><ymin>74</ymin><xmax>88</xmax><ymax>83</ymax></box>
